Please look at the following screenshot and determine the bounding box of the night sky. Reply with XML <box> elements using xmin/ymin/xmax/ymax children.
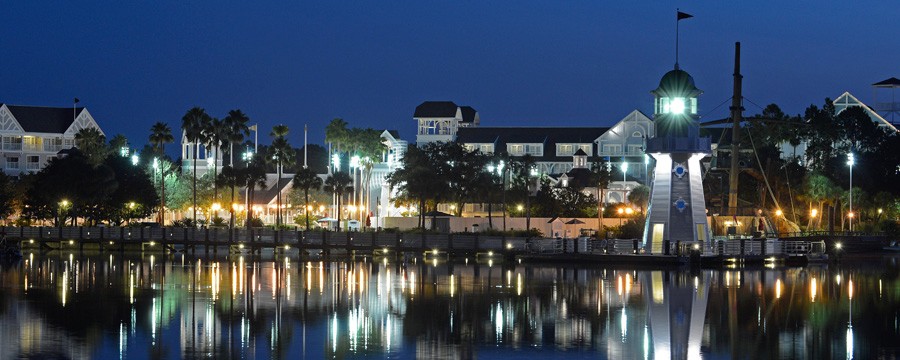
<box><xmin>2</xmin><ymin>2</ymin><xmax>898</xmax><ymax>153</ymax></box>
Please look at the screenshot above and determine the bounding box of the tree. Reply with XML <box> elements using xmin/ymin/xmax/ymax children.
<box><xmin>353</xmin><ymin>128</ymin><xmax>388</xmax><ymax>227</ymax></box>
<box><xmin>325</xmin><ymin>118</ymin><xmax>349</xmax><ymax>172</ymax></box>
<box><xmin>386</xmin><ymin>144</ymin><xmax>448</xmax><ymax>229</ymax></box>
<box><xmin>324</xmin><ymin>172</ymin><xmax>353</xmax><ymax>231</ymax></box>
<box><xmin>267</xmin><ymin>125</ymin><xmax>294</xmax><ymax>226</ymax></box>
<box><xmin>243</xmin><ymin>156</ymin><xmax>268</xmax><ymax>227</ymax></box>
<box><xmin>216</xmin><ymin>165</ymin><xmax>243</xmax><ymax>227</ymax></box>
<box><xmin>223</xmin><ymin>109</ymin><xmax>251</xmax><ymax>166</ymax></box>
<box><xmin>627</xmin><ymin>184</ymin><xmax>650</xmax><ymax>213</ymax></box>
<box><xmin>0</xmin><ymin>173</ymin><xmax>15</xmax><ymax>222</ymax></box>
<box><xmin>222</xmin><ymin>110</ymin><xmax>251</xmax><ymax>223</ymax></box>
<box><xmin>149</xmin><ymin>122</ymin><xmax>174</xmax><ymax>223</ymax></box>
<box><xmin>74</xmin><ymin>127</ymin><xmax>108</xmax><ymax>166</ymax></box>
<box><xmin>511</xmin><ymin>154</ymin><xmax>537</xmax><ymax>233</ymax></box>
<box><xmin>294</xmin><ymin>167</ymin><xmax>323</xmax><ymax>230</ymax></box>
<box><xmin>181</xmin><ymin>107</ymin><xmax>212</xmax><ymax>223</ymax></box>
<box><xmin>21</xmin><ymin>149</ymin><xmax>158</xmax><ymax>226</ymax></box>
<box><xmin>108</xmin><ymin>134</ymin><xmax>129</xmax><ymax>156</ymax></box>
<box><xmin>589</xmin><ymin>160</ymin><xmax>612</xmax><ymax>237</ymax></box>
<box><xmin>205</xmin><ymin>117</ymin><xmax>228</xmax><ymax>202</ymax></box>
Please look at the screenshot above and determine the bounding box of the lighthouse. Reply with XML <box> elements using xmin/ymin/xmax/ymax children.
<box><xmin>643</xmin><ymin>67</ymin><xmax>712</xmax><ymax>254</ymax></box>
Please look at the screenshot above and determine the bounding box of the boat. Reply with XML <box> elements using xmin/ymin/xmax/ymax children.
<box><xmin>884</xmin><ymin>241</ymin><xmax>900</xmax><ymax>252</ymax></box>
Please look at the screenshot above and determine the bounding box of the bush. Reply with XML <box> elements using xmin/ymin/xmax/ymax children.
<box><xmin>171</xmin><ymin>218</ymin><xmax>196</xmax><ymax>228</ymax></box>
<box><xmin>210</xmin><ymin>216</ymin><xmax>227</xmax><ymax>227</ymax></box>
<box><xmin>879</xmin><ymin>219</ymin><xmax>900</xmax><ymax>237</ymax></box>
<box><xmin>246</xmin><ymin>218</ymin><xmax>264</xmax><ymax>228</ymax></box>
<box><xmin>609</xmin><ymin>216</ymin><xmax>645</xmax><ymax>239</ymax></box>
<box><xmin>462</xmin><ymin>228</ymin><xmax>543</xmax><ymax>238</ymax></box>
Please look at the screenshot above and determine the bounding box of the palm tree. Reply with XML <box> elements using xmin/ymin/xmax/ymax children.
<box><xmin>627</xmin><ymin>184</ymin><xmax>650</xmax><ymax>213</ymax></box>
<box><xmin>181</xmin><ymin>107</ymin><xmax>211</xmax><ymax>223</ymax></box>
<box><xmin>243</xmin><ymin>158</ymin><xmax>268</xmax><ymax>227</ymax></box>
<box><xmin>590</xmin><ymin>160</ymin><xmax>611</xmax><ymax>238</ymax></box>
<box><xmin>216</xmin><ymin>165</ymin><xmax>243</xmax><ymax>227</ymax></box>
<box><xmin>74</xmin><ymin>127</ymin><xmax>107</xmax><ymax>166</ymax></box>
<box><xmin>223</xmin><ymin>110</ymin><xmax>251</xmax><ymax>166</ymax></box>
<box><xmin>149</xmin><ymin>122</ymin><xmax>174</xmax><ymax>224</ymax></box>
<box><xmin>324</xmin><ymin>172</ymin><xmax>352</xmax><ymax>231</ymax></box>
<box><xmin>325</xmin><ymin>118</ymin><xmax>349</xmax><ymax>172</ymax></box>
<box><xmin>354</xmin><ymin>129</ymin><xmax>388</xmax><ymax>227</ymax></box>
<box><xmin>222</xmin><ymin>110</ymin><xmax>251</xmax><ymax>225</ymax></box>
<box><xmin>268</xmin><ymin>125</ymin><xmax>293</xmax><ymax>226</ymax></box>
<box><xmin>511</xmin><ymin>154</ymin><xmax>537</xmax><ymax>234</ymax></box>
<box><xmin>294</xmin><ymin>167</ymin><xmax>323</xmax><ymax>230</ymax></box>
<box><xmin>205</xmin><ymin>117</ymin><xmax>229</xmax><ymax>202</ymax></box>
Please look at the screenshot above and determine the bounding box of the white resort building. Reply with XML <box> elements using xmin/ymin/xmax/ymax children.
<box><xmin>0</xmin><ymin>104</ymin><xmax>104</xmax><ymax>176</ymax></box>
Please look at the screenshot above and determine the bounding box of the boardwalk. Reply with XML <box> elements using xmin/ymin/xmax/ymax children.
<box><xmin>1</xmin><ymin>226</ymin><xmax>527</xmax><ymax>255</ymax></box>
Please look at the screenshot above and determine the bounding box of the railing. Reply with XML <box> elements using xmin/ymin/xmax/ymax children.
<box><xmin>1</xmin><ymin>226</ymin><xmax>527</xmax><ymax>253</ymax></box>
<box><xmin>645</xmin><ymin>137</ymin><xmax>711</xmax><ymax>153</ymax></box>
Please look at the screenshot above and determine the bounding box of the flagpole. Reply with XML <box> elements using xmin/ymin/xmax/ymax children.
<box><xmin>675</xmin><ymin>9</ymin><xmax>680</xmax><ymax>69</ymax></box>
<box><xmin>304</xmin><ymin>124</ymin><xmax>308</xmax><ymax>169</ymax></box>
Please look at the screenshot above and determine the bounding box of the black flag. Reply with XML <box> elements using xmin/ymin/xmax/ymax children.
<box><xmin>73</xmin><ymin>97</ymin><xmax>80</xmax><ymax>104</ymax></box>
<box><xmin>677</xmin><ymin>11</ymin><xmax>693</xmax><ymax>20</ymax></box>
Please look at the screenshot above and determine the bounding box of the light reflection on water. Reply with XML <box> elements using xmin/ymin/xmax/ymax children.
<box><xmin>0</xmin><ymin>253</ymin><xmax>898</xmax><ymax>359</ymax></box>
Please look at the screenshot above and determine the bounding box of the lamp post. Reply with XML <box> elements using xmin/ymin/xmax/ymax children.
<box><xmin>243</xmin><ymin>149</ymin><xmax>254</xmax><ymax>227</ymax></box>
<box><xmin>350</xmin><ymin>155</ymin><xmax>361</xmax><ymax>226</ymax></box>
<box><xmin>847</xmin><ymin>153</ymin><xmax>854</xmax><ymax>232</ymax></box>
<box><xmin>58</xmin><ymin>199</ymin><xmax>70</xmax><ymax>227</ymax></box>
<box><xmin>621</xmin><ymin>161</ymin><xmax>629</xmax><ymax>203</ymax></box>
<box><xmin>498</xmin><ymin>160</ymin><xmax>506</xmax><ymax>231</ymax></box>
<box><xmin>526</xmin><ymin>166</ymin><xmax>538</xmax><ymax>238</ymax></box>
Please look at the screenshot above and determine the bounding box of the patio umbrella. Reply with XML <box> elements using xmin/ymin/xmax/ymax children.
<box><xmin>564</xmin><ymin>218</ymin><xmax>584</xmax><ymax>238</ymax></box>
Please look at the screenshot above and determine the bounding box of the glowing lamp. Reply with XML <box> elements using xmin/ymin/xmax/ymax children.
<box><xmin>670</xmin><ymin>97</ymin><xmax>686</xmax><ymax>114</ymax></box>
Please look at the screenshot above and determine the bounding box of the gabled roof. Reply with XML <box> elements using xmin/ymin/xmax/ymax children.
<box><xmin>3</xmin><ymin>104</ymin><xmax>85</xmax><ymax>133</ymax></box>
<box><xmin>833</xmin><ymin>92</ymin><xmax>898</xmax><ymax>132</ymax></box>
<box><xmin>456</xmin><ymin>126</ymin><xmax>609</xmax><ymax>162</ymax></box>
<box><xmin>873</xmin><ymin>77</ymin><xmax>900</xmax><ymax>87</ymax></box>
<box><xmin>573</xmin><ymin>148</ymin><xmax>588</xmax><ymax>156</ymax></box>
<box><xmin>386</xmin><ymin>130</ymin><xmax>400</xmax><ymax>139</ymax></box>
<box><xmin>460</xmin><ymin>106</ymin><xmax>477</xmax><ymax>123</ymax></box>
<box><xmin>414</xmin><ymin>101</ymin><xmax>459</xmax><ymax>118</ymax></box>
<box><xmin>253</xmin><ymin>174</ymin><xmax>295</xmax><ymax>205</ymax></box>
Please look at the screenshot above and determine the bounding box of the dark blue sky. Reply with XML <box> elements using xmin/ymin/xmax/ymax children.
<box><xmin>2</xmin><ymin>2</ymin><xmax>898</xmax><ymax>152</ymax></box>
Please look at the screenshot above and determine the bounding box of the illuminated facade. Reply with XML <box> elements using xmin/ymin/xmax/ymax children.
<box><xmin>0</xmin><ymin>104</ymin><xmax>104</xmax><ymax>176</ymax></box>
<box><xmin>643</xmin><ymin>68</ymin><xmax>712</xmax><ymax>253</ymax></box>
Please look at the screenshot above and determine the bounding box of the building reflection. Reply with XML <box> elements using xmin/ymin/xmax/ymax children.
<box><xmin>0</xmin><ymin>253</ymin><xmax>897</xmax><ymax>358</ymax></box>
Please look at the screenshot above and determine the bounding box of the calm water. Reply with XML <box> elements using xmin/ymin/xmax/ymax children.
<box><xmin>0</xmin><ymin>253</ymin><xmax>898</xmax><ymax>359</ymax></box>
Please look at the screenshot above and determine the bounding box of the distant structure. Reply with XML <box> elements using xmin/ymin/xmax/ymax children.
<box><xmin>642</xmin><ymin>67</ymin><xmax>712</xmax><ymax>253</ymax></box>
<box><xmin>780</xmin><ymin>89</ymin><xmax>899</xmax><ymax>164</ymax></box>
<box><xmin>0</xmin><ymin>103</ymin><xmax>104</xmax><ymax>176</ymax></box>
<box><xmin>415</xmin><ymin>104</ymin><xmax>656</xmax><ymax>210</ymax></box>
<box><xmin>180</xmin><ymin>130</ymin><xmax>223</xmax><ymax>177</ymax></box>
<box><xmin>873</xmin><ymin>77</ymin><xmax>900</xmax><ymax>124</ymax></box>
<box><xmin>414</xmin><ymin>101</ymin><xmax>479</xmax><ymax>145</ymax></box>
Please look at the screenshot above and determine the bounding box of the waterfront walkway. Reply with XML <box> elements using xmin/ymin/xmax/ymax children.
<box><xmin>0</xmin><ymin>226</ymin><xmax>528</xmax><ymax>255</ymax></box>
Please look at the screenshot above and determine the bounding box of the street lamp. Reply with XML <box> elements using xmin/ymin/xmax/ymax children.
<box><xmin>847</xmin><ymin>153</ymin><xmax>854</xmax><ymax>232</ymax></box>
<box><xmin>58</xmin><ymin>199</ymin><xmax>70</xmax><ymax>227</ymax></box>
<box><xmin>621</xmin><ymin>161</ymin><xmax>629</xmax><ymax>203</ymax></box>
<box><xmin>350</xmin><ymin>155</ymin><xmax>361</xmax><ymax>225</ymax></box>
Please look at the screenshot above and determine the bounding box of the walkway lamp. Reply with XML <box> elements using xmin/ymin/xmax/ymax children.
<box><xmin>621</xmin><ymin>161</ymin><xmax>629</xmax><ymax>202</ymax></box>
<box><xmin>58</xmin><ymin>199</ymin><xmax>70</xmax><ymax>227</ymax></box>
<box><xmin>847</xmin><ymin>153</ymin><xmax>855</xmax><ymax>232</ymax></box>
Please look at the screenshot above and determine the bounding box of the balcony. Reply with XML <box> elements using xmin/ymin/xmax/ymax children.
<box><xmin>645</xmin><ymin>137</ymin><xmax>711</xmax><ymax>153</ymax></box>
